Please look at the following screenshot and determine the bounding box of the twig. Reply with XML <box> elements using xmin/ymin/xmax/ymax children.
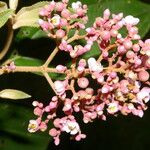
<box><xmin>97</xmin><ymin>44</ymin><xmax>117</xmax><ymax>62</ymax></box>
<box><xmin>67</xmin><ymin>33</ymin><xmax>87</xmax><ymax>43</ymax></box>
<box><xmin>43</xmin><ymin>47</ymin><xmax>59</xmax><ymax>67</ymax></box>
<box><xmin>70</xmin><ymin>79</ymin><xmax>76</xmax><ymax>94</ymax></box>
<box><xmin>43</xmin><ymin>72</ymin><xmax>57</xmax><ymax>95</ymax></box>
<box><xmin>0</xmin><ymin>66</ymin><xmax>65</xmax><ymax>75</ymax></box>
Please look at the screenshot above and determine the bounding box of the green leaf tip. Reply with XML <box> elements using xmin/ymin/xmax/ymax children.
<box><xmin>0</xmin><ymin>89</ymin><xmax>31</xmax><ymax>100</ymax></box>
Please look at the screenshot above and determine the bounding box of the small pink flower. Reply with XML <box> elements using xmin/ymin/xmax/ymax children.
<box><xmin>138</xmin><ymin>70</ymin><xmax>149</xmax><ymax>82</ymax></box>
<box><xmin>54</xmin><ymin>80</ymin><xmax>68</xmax><ymax>95</ymax></box>
<box><xmin>63</xmin><ymin>99</ymin><xmax>72</xmax><ymax>112</ymax></box>
<box><xmin>101</xmin><ymin>30</ymin><xmax>111</xmax><ymax>41</ymax></box>
<box><xmin>56</xmin><ymin>65</ymin><xmax>67</xmax><ymax>73</ymax></box>
<box><xmin>133</xmin><ymin>44</ymin><xmax>140</xmax><ymax>52</ymax></box>
<box><xmin>117</xmin><ymin>45</ymin><xmax>126</xmax><ymax>54</ymax></box>
<box><xmin>28</xmin><ymin>120</ymin><xmax>39</xmax><ymax>133</ymax></box>
<box><xmin>123</xmin><ymin>40</ymin><xmax>133</xmax><ymax>50</ymax></box>
<box><xmin>103</xmin><ymin>9</ymin><xmax>110</xmax><ymax>20</ymax></box>
<box><xmin>88</xmin><ymin>58</ymin><xmax>103</xmax><ymax>72</ymax></box>
<box><xmin>39</xmin><ymin>122</ymin><xmax>47</xmax><ymax>132</ymax></box>
<box><xmin>49</xmin><ymin>128</ymin><xmax>58</xmax><ymax>137</ymax></box>
<box><xmin>8</xmin><ymin>62</ymin><xmax>16</xmax><ymax>71</ymax></box>
<box><xmin>50</xmin><ymin>15</ymin><xmax>61</xmax><ymax>26</ymax></box>
<box><xmin>122</xmin><ymin>15</ymin><xmax>140</xmax><ymax>26</ymax></box>
<box><xmin>126</xmin><ymin>50</ymin><xmax>135</xmax><ymax>59</ymax></box>
<box><xmin>109</xmin><ymin>72</ymin><xmax>117</xmax><ymax>78</ymax></box>
<box><xmin>137</xmin><ymin>87</ymin><xmax>150</xmax><ymax>103</ymax></box>
<box><xmin>61</xmin><ymin>9</ymin><xmax>70</xmax><ymax>19</ymax></box>
<box><xmin>75</xmin><ymin>134</ymin><xmax>86</xmax><ymax>141</ymax></box>
<box><xmin>72</xmin><ymin>1</ymin><xmax>82</xmax><ymax>10</ymax></box>
<box><xmin>60</xmin><ymin>18</ymin><xmax>68</xmax><ymax>27</ymax></box>
<box><xmin>56</xmin><ymin>29</ymin><xmax>65</xmax><ymax>38</ymax></box>
<box><xmin>107</xmin><ymin>102</ymin><xmax>119</xmax><ymax>114</ymax></box>
<box><xmin>54</xmin><ymin>136</ymin><xmax>60</xmax><ymax>145</ymax></box>
<box><xmin>55</xmin><ymin>2</ymin><xmax>65</xmax><ymax>12</ymax></box>
<box><xmin>34</xmin><ymin>107</ymin><xmax>43</xmax><ymax>116</ymax></box>
<box><xmin>77</xmin><ymin>77</ymin><xmax>89</xmax><ymax>89</ymax></box>
<box><xmin>110</xmin><ymin>29</ymin><xmax>118</xmax><ymax>37</ymax></box>
<box><xmin>61</xmin><ymin>120</ymin><xmax>80</xmax><ymax>135</ymax></box>
<box><xmin>101</xmin><ymin>85</ymin><xmax>110</xmax><ymax>94</ymax></box>
<box><xmin>96</xmin><ymin>104</ymin><xmax>104</xmax><ymax>116</ymax></box>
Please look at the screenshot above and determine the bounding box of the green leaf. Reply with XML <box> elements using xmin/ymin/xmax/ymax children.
<box><xmin>8</xmin><ymin>55</ymin><xmax>45</xmax><ymax>75</ymax></box>
<box><xmin>0</xmin><ymin>1</ymin><xmax>8</xmax><ymax>12</ymax></box>
<box><xmin>81</xmin><ymin>42</ymin><xmax>100</xmax><ymax>59</ymax></box>
<box><xmin>0</xmin><ymin>89</ymin><xmax>31</xmax><ymax>100</ymax></box>
<box><xmin>11</xmin><ymin>55</ymin><xmax>44</xmax><ymax>67</ymax></box>
<box><xmin>87</xmin><ymin>0</ymin><xmax>150</xmax><ymax>36</ymax></box>
<box><xmin>13</xmin><ymin>1</ymin><xmax>49</xmax><ymax>29</ymax></box>
<box><xmin>0</xmin><ymin>9</ymin><xmax>13</xmax><ymax>28</ymax></box>
<box><xmin>16</xmin><ymin>27</ymin><xmax>47</xmax><ymax>41</ymax></box>
<box><xmin>0</xmin><ymin>102</ymin><xmax>52</xmax><ymax>150</ymax></box>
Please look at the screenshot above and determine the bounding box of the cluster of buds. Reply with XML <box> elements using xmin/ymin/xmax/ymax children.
<box><xmin>39</xmin><ymin>0</ymin><xmax>88</xmax><ymax>37</ymax></box>
<box><xmin>0</xmin><ymin>62</ymin><xmax>16</xmax><ymax>74</ymax></box>
<box><xmin>39</xmin><ymin>0</ymin><xmax>93</xmax><ymax>58</ymax></box>
<box><xmin>28</xmin><ymin>0</ymin><xmax>150</xmax><ymax>145</ymax></box>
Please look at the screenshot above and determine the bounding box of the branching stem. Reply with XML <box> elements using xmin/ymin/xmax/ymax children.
<box><xmin>97</xmin><ymin>44</ymin><xmax>117</xmax><ymax>62</ymax></box>
<box><xmin>43</xmin><ymin>47</ymin><xmax>59</xmax><ymax>67</ymax></box>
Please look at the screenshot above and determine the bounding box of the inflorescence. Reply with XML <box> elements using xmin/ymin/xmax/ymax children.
<box><xmin>27</xmin><ymin>0</ymin><xmax>150</xmax><ymax>145</ymax></box>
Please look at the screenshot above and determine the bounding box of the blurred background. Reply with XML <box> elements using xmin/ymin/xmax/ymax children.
<box><xmin>0</xmin><ymin>0</ymin><xmax>150</xmax><ymax>150</ymax></box>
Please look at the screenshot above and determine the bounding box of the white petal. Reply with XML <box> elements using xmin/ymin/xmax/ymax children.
<box><xmin>70</xmin><ymin>129</ymin><xmax>78</xmax><ymax>135</ymax></box>
<box><xmin>72</xmin><ymin>1</ymin><xmax>82</xmax><ymax>10</ymax></box>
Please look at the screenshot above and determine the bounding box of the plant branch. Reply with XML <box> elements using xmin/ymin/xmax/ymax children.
<box><xmin>43</xmin><ymin>47</ymin><xmax>59</xmax><ymax>67</ymax></box>
<box><xmin>43</xmin><ymin>72</ymin><xmax>57</xmax><ymax>95</ymax></box>
<box><xmin>97</xmin><ymin>44</ymin><xmax>117</xmax><ymax>62</ymax></box>
<box><xmin>70</xmin><ymin>79</ymin><xmax>76</xmax><ymax>94</ymax></box>
<box><xmin>0</xmin><ymin>66</ymin><xmax>66</xmax><ymax>75</ymax></box>
<box><xmin>67</xmin><ymin>33</ymin><xmax>87</xmax><ymax>44</ymax></box>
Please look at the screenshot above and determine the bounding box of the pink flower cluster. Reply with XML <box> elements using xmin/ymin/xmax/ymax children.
<box><xmin>39</xmin><ymin>0</ymin><xmax>88</xmax><ymax>37</ymax></box>
<box><xmin>28</xmin><ymin>0</ymin><xmax>150</xmax><ymax>145</ymax></box>
<box><xmin>39</xmin><ymin>0</ymin><xmax>93</xmax><ymax>58</ymax></box>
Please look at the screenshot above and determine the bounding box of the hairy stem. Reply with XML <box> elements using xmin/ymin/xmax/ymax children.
<box><xmin>0</xmin><ymin>66</ymin><xmax>65</xmax><ymax>75</ymax></box>
<box><xmin>14</xmin><ymin>66</ymin><xmax>59</xmax><ymax>73</ymax></box>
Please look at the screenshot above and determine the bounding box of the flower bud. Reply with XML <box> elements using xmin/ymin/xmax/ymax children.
<box><xmin>77</xmin><ymin>77</ymin><xmax>89</xmax><ymax>89</ymax></box>
<box><xmin>138</xmin><ymin>71</ymin><xmax>149</xmax><ymax>82</ymax></box>
<box><xmin>49</xmin><ymin>128</ymin><xmax>58</xmax><ymax>137</ymax></box>
<box><xmin>56</xmin><ymin>29</ymin><xmax>65</xmax><ymax>38</ymax></box>
<box><xmin>103</xmin><ymin>9</ymin><xmax>110</xmax><ymax>20</ymax></box>
<box><xmin>88</xmin><ymin>58</ymin><xmax>103</xmax><ymax>72</ymax></box>
<box><xmin>101</xmin><ymin>31</ymin><xmax>111</xmax><ymax>41</ymax></box>
<box><xmin>123</xmin><ymin>40</ymin><xmax>133</xmax><ymax>49</ymax></box>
